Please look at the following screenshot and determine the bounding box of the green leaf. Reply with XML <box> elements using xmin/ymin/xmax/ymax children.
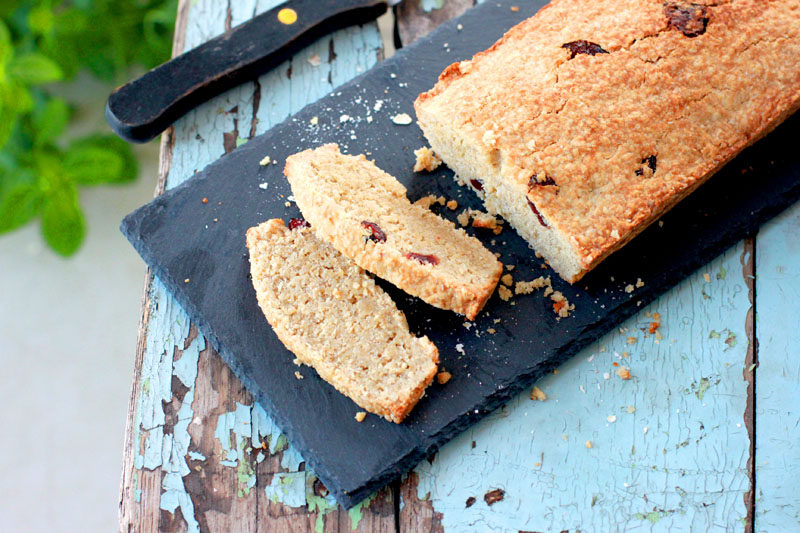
<box><xmin>32</xmin><ymin>97</ymin><xmax>71</xmax><ymax>145</ymax></box>
<box><xmin>0</xmin><ymin>20</ymin><xmax>11</xmax><ymax>69</ymax></box>
<box><xmin>0</xmin><ymin>176</ymin><xmax>42</xmax><ymax>233</ymax></box>
<box><xmin>28</xmin><ymin>5</ymin><xmax>55</xmax><ymax>35</ymax></box>
<box><xmin>41</xmin><ymin>184</ymin><xmax>85</xmax><ymax>256</ymax></box>
<box><xmin>64</xmin><ymin>134</ymin><xmax>137</xmax><ymax>185</ymax></box>
<box><xmin>8</xmin><ymin>53</ymin><xmax>63</xmax><ymax>84</ymax></box>
<box><xmin>64</xmin><ymin>146</ymin><xmax>124</xmax><ymax>185</ymax></box>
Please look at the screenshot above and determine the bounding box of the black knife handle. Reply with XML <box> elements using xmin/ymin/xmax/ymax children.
<box><xmin>106</xmin><ymin>0</ymin><xmax>388</xmax><ymax>143</ymax></box>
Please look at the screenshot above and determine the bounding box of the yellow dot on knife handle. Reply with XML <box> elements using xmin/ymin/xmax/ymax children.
<box><xmin>277</xmin><ymin>8</ymin><xmax>298</xmax><ymax>25</ymax></box>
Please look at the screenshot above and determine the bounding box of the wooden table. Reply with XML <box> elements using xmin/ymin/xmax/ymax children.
<box><xmin>119</xmin><ymin>1</ymin><xmax>800</xmax><ymax>531</ymax></box>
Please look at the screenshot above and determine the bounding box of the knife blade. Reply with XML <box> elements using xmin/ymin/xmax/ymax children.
<box><xmin>106</xmin><ymin>0</ymin><xmax>400</xmax><ymax>143</ymax></box>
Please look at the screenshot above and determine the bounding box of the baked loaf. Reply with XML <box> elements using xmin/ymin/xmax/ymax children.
<box><xmin>415</xmin><ymin>0</ymin><xmax>800</xmax><ymax>283</ymax></box>
<box><xmin>246</xmin><ymin>219</ymin><xmax>439</xmax><ymax>423</ymax></box>
<box><xmin>284</xmin><ymin>144</ymin><xmax>503</xmax><ymax>319</ymax></box>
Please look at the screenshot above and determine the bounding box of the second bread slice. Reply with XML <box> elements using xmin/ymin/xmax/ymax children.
<box><xmin>246</xmin><ymin>219</ymin><xmax>439</xmax><ymax>423</ymax></box>
<box><xmin>285</xmin><ymin>144</ymin><xmax>502</xmax><ymax>320</ymax></box>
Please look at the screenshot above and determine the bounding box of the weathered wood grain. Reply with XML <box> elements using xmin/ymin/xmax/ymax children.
<box><xmin>396</xmin><ymin>2</ymin><xmax>754</xmax><ymax>531</ymax></box>
<box><xmin>754</xmin><ymin>203</ymin><xmax>800</xmax><ymax>531</ymax></box>
<box><xmin>119</xmin><ymin>1</ymin><xmax>392</xmax><ymax>531</ymax></box>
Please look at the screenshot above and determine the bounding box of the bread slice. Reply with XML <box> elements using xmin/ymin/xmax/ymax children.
<box><xmin>246</xmin><ymin>219</ymin><xmax>439</xmax><ymax>423</ymax></box>
<box><xmin>415</xmin><ymin>0</ymin><xmax>800</xmax><ymax>283</ymax></box>
<box><xmin>284</xmin><ymin>144</ymin><xmax>503</xmax><ymax>320</ymax></box>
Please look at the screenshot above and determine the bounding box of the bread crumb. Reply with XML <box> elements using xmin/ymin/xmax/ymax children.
<box><xmin>414</xmin><ymin>195</ymin><xmax>437</xmax><ymax>209</ymax></box>
<box><xmin>202</xmin><ymin>197</ymin><xmax>208</xmax><ymax>204</ymax></box>
<box><xmin>184</xmin><ymin>278</ymin><xmax>190</xmax><ymax>283</ymax></box>
<box><xmin>284</xmin><ymin>201</ymin><xmax>291</xmax><ymax>207</ymax></box>
<box><xmin>436</xmin><ymin>196</ymin><xmax>446</xmax><ymax>206</ymax></box>
<box><xmin>643</xmin><ymin>426</ymin><xmax>650</xmax><ymax>435</ymax></box>
<box><xmin>624</xmin><ymin>284</ymin><xmax>634</xmax><ymax>293</ymax></box>
<box><xmin>550</xmin><ymin>291</ymin><xmax>575</xmax><ymax>318</ymax></box>
<box><xmin>530</xmin><ymin>386</ymin><xmax>547</xmax><ymax>401</ymax></box>
<box><xmin>487</xmin><ymin>328</ymin><xmax>496</xmax><ymax>334</ymax></box>
<box><xmin>607</xmin><ymin>415</ymin><xmax>617</xmax><ymax>423</ymax></box>
<box><xmin>465</xmin><ymin>209</ymin><xmax>501</xmax><ymax>232</ymax></box>
<box><xmin>259</xmin><ymin>155</ymin><xmax>271</xmax><ymax>166</ymax></box>
<box><xmin>506</xmin><ymin>265</ymin><xmax>515</xmax><ymax>271</ymax></box>
<box><xmin>635</xmin><ymin>278</ymin><xmax>644</xmax><ymax>288</ymax></box>
<box><xmin>510</xmin><ymin>5</ymin><xmax>519</xmax><ymax>11</ymax></box>
<box><xmin>627</xmin><ymin>337</ymin><xmax>637</xmax><ymax>344</ymax></box>
<box><xmin>391</xmin><ymin>113</ymin><xmax>413</xmax><ymax>125</ymax></box>
<box><xmin>501</xmin><ymin>274</ymin><xmax>513</xmax><ymax>286</ymax></box>
<box><xmin>294</xmin><ymin>371</ymin><xmax>303</xmax><ymax>380</ymax></box>
<box><xmin>355</xmin><ymin>411</ymin><xmax>366</xmax><ymax>422</ymax></box>
<box><xmin>493</xmin><ymin>318</ymin><xmax>501</xmax><ymax>324</ymax></box>
<box><xmin>446</xmin><ymin>199</ymin><xmax>458</xmax><ymax>210</ymax></box>
<box><xmin>498</xmin><ymin>285</ymin><xmax>512</xmax><ymax>301</ymax></box>
<box><xmin>543</xmin><ymin>285</ymin><xmax>554</xmax><ymax>297</ymax></box>
<box><xmin>413</xmin><ymin>147</ymin><xmax>442</xmax><ymax>172</ymax></box>
<box><xmin>340</xmin><ymin>114</ymin><xmax>351</xmax><ymax>123</ymax></box>
<box><xmin>585</xmin><ymin>440</ymin><xmax>593</xmax><ymax>449</ymax></box>
<box><xmin>457</xmin><ymin>23</ymin><xmax>463</xmax><ymax>31</ymax></box>
<box><xmin>515</xmin><ymin>276</ymin><xmax>550</xmax><ymax>295</ymax></box>
<box><xmin>437</xmin><ymin>371</ymin><xmax>452</xmax><ymax>385</ymax></box>
<box><xmin>626</xmin><ymin>405</ymin><xmax>636</xmax><ymax>414</ymax></box>
<box><xmin>616</xmin><ymin>367</ymin><xmax>631</xmax><ymax>380</ymax></box>
<box><xmin>703</xmin><ymin>272</ymin><xmax>711</xmax><ymax>282</ymax></box>
<box><xmin>648</xmin><ymin>320</ymin><xmax>660</xmax><ymax>334</ymax></box>
<box><xmin>457</xmin><ymin>210</ymin><xmax>470</xmax><ymax>227</ymax></box>
<box><xmin>310</xmin><ymin>116</ymin><xmax>319</xmax><ymax>125</ymax></box>
<box><xmin>455</xmin><ymin>343</ymin><xmax>465</xmax><ymax>355</ymax></box>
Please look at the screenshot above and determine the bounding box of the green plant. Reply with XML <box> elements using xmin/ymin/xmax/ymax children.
<box><xmin>0</xmin><ymin>0</ymin><xmax>176</xmax><ymax>255</ymax></box>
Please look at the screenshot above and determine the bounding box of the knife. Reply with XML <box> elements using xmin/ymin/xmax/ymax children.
<box><xmin>106</xmin><ymin>0</ymin><xmax>400</xmax><ymax>143</ymax></box>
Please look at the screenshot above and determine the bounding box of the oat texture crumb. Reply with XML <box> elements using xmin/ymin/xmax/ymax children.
<box><xmin>456</xmin><ymin>210</ymin><xmax>471</xmax><ymax>227</ymax></box>
<box><xmin>498</xmin><ymin>285</ymin><xmax>512</xmax><ymax>301</ymax></box>
<box><xmin>530</xmin><ymin>386</ymin><xmax>547</xmax><ymax>401</ymax></box>
<box><xmin>550</xmin><ymin>291</ymin><xmax>575</xmax><ymax>318</ymax></box>
<box><xmin>413</xmin><ymin>147</ymin><xmax>442</xmax><ymax>172</ymax></box>
<box><xmin>515</xmin><ymin>276</ymin><xmax>550</xmax><ymax>295</ymax></box>
<box><xmin>392</xmin><ymin>113</ymin><xmax>413</xmax><ymax>125</ymax></box>
<box><xmin>501</xmin><ymin>274</ymin><xmax>513</xmax><ymax>286</ymax></box>
<box><xmin>413</xmin><ymin>195</ymin><xmax>438</xmax><ymax>209</ymax></box>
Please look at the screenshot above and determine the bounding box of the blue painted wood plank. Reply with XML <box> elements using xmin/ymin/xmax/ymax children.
<box><xmin>411</xmin><ymin>244</ymin><xmax>751</xmax><ymax>531</ymax></box>
<box><xmin>755</xmin><ymin>202</ymin><xmax>800</xmax><ymax>531</ymax></box>
<box><xmin>125</xmin><ymin>0</ymin><xmax>385</xmax><ymax>530</ymax></box>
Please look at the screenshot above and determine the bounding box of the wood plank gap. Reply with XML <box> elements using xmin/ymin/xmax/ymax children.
<box><xmin>392</xmin><ymin>478</ymin><xmax>401</xmax><ymax>533</ymax></box>
<box><xmin>742</xmin><ymin>235</ymin><xmax>757</xmax><ymax>533</ymax></box>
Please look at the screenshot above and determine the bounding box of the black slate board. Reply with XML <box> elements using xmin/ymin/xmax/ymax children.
<box><xmin>121</xmin><ymin>0</ymin><xmax>800</xmax><ymax>508</ymax></box>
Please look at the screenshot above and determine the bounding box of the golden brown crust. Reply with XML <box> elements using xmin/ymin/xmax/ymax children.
<box><xmin>415</xmin><ymin>0</ymin><xmax>800</xmax><ymax>282</ymax></box>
